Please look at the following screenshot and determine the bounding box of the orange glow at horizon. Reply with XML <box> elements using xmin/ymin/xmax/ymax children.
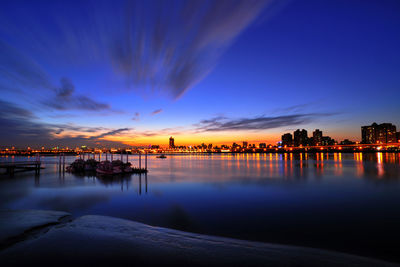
<box><xmin>51</xmin><ymin>126</ymin><xmax>361</xmax><ymax>147</ymax></box>
<box><xmin>104</xmin><ymin>132</ymin><xmax>283</xmax><ymax>146</ymax></box>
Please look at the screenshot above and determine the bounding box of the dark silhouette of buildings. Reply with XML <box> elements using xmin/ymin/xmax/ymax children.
<box><xmin>362</xmin><ymin>123</ymin><xmax>397</xmax><ymax>144</ymax></box>
<box><xmin>281</xmin><ymin>133</ymin><xmax>293</xmax><ymax>147</ymax></box>
<box><xmin>259</xmin><ymin>143</ymin><xmax>266</xmax><ymax>148</ymax></box>
<box><xmin>282</xmin><ymin>129</ymin><xmax>336</xmax><ymax>147</ymax></box>
<box><xmin>294</xmin><ymin>129</ymin><xmax>308</xmax><ymax>147</ymax></box>
<box><xmin>340</xmin><ymin>139</ymin><xmax>355</xmax><ymax>145</ymax></box>
<box><xmin>169</xmin><ymin>136</ymin><xmax>175</xmax><ymax>148</ymax></box>
<box><xmin>312</xmin><ymin>129</ymin><xmax>323</xmax><ymax>146</ymax></box>
<box><xmin>321</xmin><ymin>136</ymin><xmax>335</xmax><ymax>146</ymax></box>
<box><xmin>242</xmin><ymin>141</ymin><xmax>248</xmax><ymax>148</ymax></box>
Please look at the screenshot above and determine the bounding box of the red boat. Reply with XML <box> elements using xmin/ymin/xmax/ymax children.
<box><xmin>96</xmin><ymin>161</ymin><xmax>114</xmax><ymax>175</ymax></box>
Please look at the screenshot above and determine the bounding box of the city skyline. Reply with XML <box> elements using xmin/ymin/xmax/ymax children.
<box><xmin>1</xmin><ymin>121</ymin><xmax>399</xmax><ymax>150</ymax></box>
<box><xmin>1</xmin><ymin>0</ymin><xmax>400</xmax><ymax>148</ymax></box>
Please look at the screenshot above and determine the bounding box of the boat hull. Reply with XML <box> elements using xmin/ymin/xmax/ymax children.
<box><xmin>96</xmin><ymin>168</ymin><xmax>114</xmax><ymax>175</ymax></box>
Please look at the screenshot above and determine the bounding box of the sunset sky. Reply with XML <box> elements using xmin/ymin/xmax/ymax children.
<box><xmin>1</xmin><ymin>0</ymin><xmax>400</xmax><ymax>148</ymax></box>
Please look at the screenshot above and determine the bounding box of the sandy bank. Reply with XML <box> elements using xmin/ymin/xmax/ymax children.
<box><xmin>0</xmin><ymin>210</ymin><xmax>397</xmax><ymax>266</ymax></box>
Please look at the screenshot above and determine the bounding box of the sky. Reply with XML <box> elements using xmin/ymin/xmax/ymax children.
<box><xmin>0</xmin><ymin>0</ymin><xmax>399</xmax><ymax>148</ymax></box>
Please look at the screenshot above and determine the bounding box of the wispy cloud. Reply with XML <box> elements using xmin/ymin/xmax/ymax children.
<box><xmin>0</xmin><ymin>99</ymin><xmax>180</xmax><ymax>147</ymax></box>
<box><xmin>0</xmin><ymin>0</ymin><xmax>272</xmax><ymax>99</ymax></box>
<box><xmin>0</xmin><ymin>40</ymin><xmax>52</xmax><ymax>91</ymax></box>
<box><xmin>0</xmin><ymin>99</ymin><xmax>35</xmax><ymax>119</ymax></box>
<box><xmin>269</xmin><ymin>101</ymin><xmax>327</xmax><ymax>115</ymax></box>
<box><xmin>0</xmin><ymin>100</ymin><xmax>63</xmax><ymax>147</ymax></box>
<box><xmin>109</xmin><ymin>0</ymin><xmax>271</xmax><ymax>99</ymax></box>
<box><xmin>89</xmin><ymin>128</ymin><xmax>131</xmax><ymax>140</ymax></box>
<box><xmin>0</xmin><ymin>40</ymin><xmax>111</xmax><ymax>112</ymax></box>
<box><xmin>195</xmin><ymin>113</ymin><xmax>335</xmax><ymax>132</ymax></box>
<box><xmin>135</xmin><ymin>127</ymin><xmax>184</xmax><ymax>138</ymax></box>
<box><xmin>44</xmin><ymin>78</ymin><xmax>110</xmax><ymax>111</ymax></box>
<box><xmin>0</xmin><ymin>100</ymin><xmax>127</xmax><ymax>148</ymax></box>
<box><xmin>151</xmin><ymin>109</ymin><xmax>163</xmax><ymax>116</ymax></box>
<box><xmin>132</xmin><ymin>112</ymin><xmax>140</xmax><ymax>121</ymax></box>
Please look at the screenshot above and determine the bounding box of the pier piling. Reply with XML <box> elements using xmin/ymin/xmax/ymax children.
<box><xmin>62</xmin><ymin>153</ymin><xmax>65</xmax><ymax>172</ymax></box>
<box><xmin>145</xmin><ymin>152</ymin><xmax>147</xmax><ymax>170</ymax></box>
<box><xmin>139</xmin><ymin>174</ymin><xmax>142</xmax><ymax>195</ymax></box>
<box><xmin>145</xmin><ymin>173</ymin><xmax>147</xmax><ymax>193</ymax></box>
<box><xmin>58</xmin><ymin>154</ymin><xmax>62</xmax><ymax>172</ymax></box>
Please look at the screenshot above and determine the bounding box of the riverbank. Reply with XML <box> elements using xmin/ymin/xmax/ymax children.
<box><xmin>0</xmin><ymin>210</ymin><xmax>397</xmax><ymax>267</ymax></box>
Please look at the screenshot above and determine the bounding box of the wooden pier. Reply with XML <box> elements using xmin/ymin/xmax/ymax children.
<box><xmin>0</xmin><ymin>161</ymin><xmax>42</xmax><ymax>175</ymax></box>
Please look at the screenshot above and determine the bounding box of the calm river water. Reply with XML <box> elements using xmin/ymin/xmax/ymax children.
<box><xmin>1</xmin><ymin>153</ymin><xmax>400</xmax><ymax>262</ymax></box>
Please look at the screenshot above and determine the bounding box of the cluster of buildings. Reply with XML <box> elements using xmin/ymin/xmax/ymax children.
<box><xmin>166</xmin><ymin>137</ymin><xmax>266</xmax><ymax>151</ymax></box>
<box><xmin>1</xmin><ymin>123</ymin><xmax>399</xmax><ymax>155</ymax></box>
<box><xmin>279</xmin><ymin>123</ymin><xmax>400</xmax><ymax>148</ymax></box>
<box><xmin>163</xmin><ymin>124</ymin><xmax>400</xmax><ymax>152</ymax></box>
<box><xmin>361</xmin><ymin>122</ymin><xmax>399</xmax><ymax>144</ymax></box>
<box><xmin>281</xmin><ymin>129</ymin><xmax>336</xmax><ymax>147</ymax></box>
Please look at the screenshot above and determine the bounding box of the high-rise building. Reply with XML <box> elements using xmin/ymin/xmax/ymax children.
<box><xmin>397</xmin><ymin>132</ymin><xmax>400</xmax><ymax>142</ymax></box>
<box><xmin>362</xmin><ymin>123</ymin><xmax>397</xmax><ymax>144</ymax></box>
<box><xmin>312</xmin><ymin>129</ymin><xmax>323</xmax><ymax>146</ymax></box>
<box><xmin>361</xmin><ymin>123</ymin><xmax>378</xmax><ymax>144</ymax></box>
<box><xmin>293</xmin><ymin>129</ymin><xmax>308</xmax><ymax>147</ymax></box>
<box><xmin>377</xmin><ymin>123</ymin><xmax>397</xmax><ymax>143</ymax></box>
<box><xmin>169</xmin><ymin>136</ymin><xmax>175</xmax><ymax>148</ymax></box>
<box><xmin>281</xmin><ymin>133</ymin><xmax>293</xmax><ymax>147</ymax></box>
<box><xmin>243</xmin><ymin>141</ymin><xmax>248</xmax><ymax>148</ymax></box>
<box><xmin>259</xmin><ymin>143</ymin><xmax>266</xmax><ymax>148</ymax></box>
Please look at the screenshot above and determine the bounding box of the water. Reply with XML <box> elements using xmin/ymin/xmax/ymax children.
<box><xmin>1</xmin><ymin>153</ymin><xmax>400</xmax><ymax>262</ymax></box>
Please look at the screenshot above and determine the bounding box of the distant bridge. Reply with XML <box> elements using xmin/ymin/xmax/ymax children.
<box><xmin>279</xmin><ymin>143</ymin><xmax>400</xmax><ymax>152</ymax></box>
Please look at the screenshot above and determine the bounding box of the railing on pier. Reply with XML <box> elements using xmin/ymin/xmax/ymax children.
<box><xmin>0</xmin><ymin>160</ymin><xmax>42</xmax><ymax>175</ymax></box>
<box><xmin>62</xmin><ymin>151</ymin><xmax>148</xmax><ymax>174</ymax></box>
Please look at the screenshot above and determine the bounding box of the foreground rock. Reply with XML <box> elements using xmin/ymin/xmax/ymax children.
<box><xmin>0</xmin><ymin>209</ymin><xmax>70</xmax><ymax>247</ymax></box>
<box><xmin>0</xmin><ymin>213</ymin><xmax>397</xmax><ymax>267</ymax></box>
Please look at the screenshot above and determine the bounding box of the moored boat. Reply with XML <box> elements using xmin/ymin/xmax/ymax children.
<box><xmin>67</xmin><ymin>158</ymin><xmax>147</xmax><ymax>175</ymax></box>
<box><xmin>96</xmin><ymin>161</ymin><xmax>113</xmax><ymax>175</ymax></box>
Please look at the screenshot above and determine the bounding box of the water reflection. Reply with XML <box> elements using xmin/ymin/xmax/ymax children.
<box><xmin>2</xmin><ymin>153</ymin><xmax>400</xmax><ymax>184</ymax></box>
<box><xmin>1</xmin><ymin>153</ymin><xmax>400</xmax><ymax>262</ymax></box>
<box><xmin>2</xmin><ymin>153</ymin><xmax>400</xmax><ymax>183</ymax></box>
<box><xmin>75</xmin><ymin>173</ymin><xmax>149</xmax><ymax>193</ymax></box>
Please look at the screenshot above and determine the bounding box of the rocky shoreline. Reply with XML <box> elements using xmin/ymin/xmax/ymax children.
<box><xmin>0</xmin><ymin>210</ymin><xmax>397</xmax><ymax>267</ymax></box>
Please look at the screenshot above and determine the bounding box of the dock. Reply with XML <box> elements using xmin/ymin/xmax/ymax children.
<box><xmin>0</xmin><ymin>161</ymin><xmax>42</xmax><ymax>175</ymax></box>
<box><xmin>65</xmin><ymin>151</ymin><xmax>148</xmax><ymax>175</ymax></box>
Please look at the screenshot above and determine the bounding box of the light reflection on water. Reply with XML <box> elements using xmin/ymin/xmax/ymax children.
<box><xmin>1</xmin><ymin>153</ymin><xmax>400</xmax><ymax>262</ymax></box>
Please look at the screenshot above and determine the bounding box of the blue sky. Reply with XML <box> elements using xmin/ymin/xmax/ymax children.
<box><xmin>0</xmin><ymin>0</ymin><xmax>399</xmax><ymax>148</ymax></box>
